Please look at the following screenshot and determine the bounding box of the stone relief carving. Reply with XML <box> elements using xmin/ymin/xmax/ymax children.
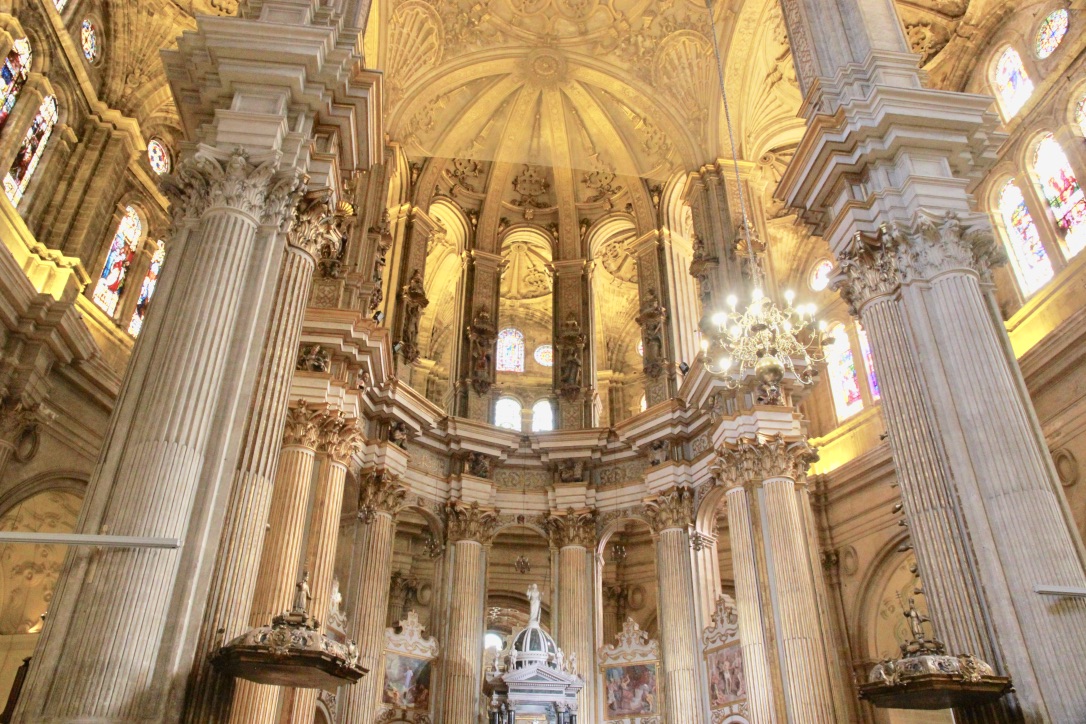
<box><xmin>493</xmin><ymin>467</ymin><xmax>551</xmax><ymax>490</ymax></box>
<box><xmin>468</xmin><ymin>308</ymin><xmax>497</xmax><ymax>394</ymax></box>
<box><xmin>701</xmin><ymin>593</ymin><xmax>740</xmax><ymax>649</ymax></box>
<box><xmin>598</xmin><ymin>616</ymin><xmax>660</xmax><ymax>665</ymax></box>
<box><xmin>296</xmin><ymin>344</ymin><xmax>331</xmax><ymax>373</ymax></box>
<box><xmin>597</xmin><ymin>459</ymin><xmax>647</xmax><ymax>487</ymax></box>
<box><xmin>466</xmin><ymin>451</ymin><xmax>494</xmax><ymax>479</ymax></box>
<box><xmin>647</xmin><ymin>440</ymin><xmax>669</xmax><ymax>467</ymax></box>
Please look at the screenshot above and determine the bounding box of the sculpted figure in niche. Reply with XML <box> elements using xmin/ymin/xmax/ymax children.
<box><xmin>637</xmin><ymin>288</ymin><xmax>667</xmax><ymax>374</ymax></box>
<box><xmin>648</xmin><ymin>439</ymin><xmax>669</xmax><ymax>467</ymax></box>
<box><xmin>468</xmin><ymin>451</ymin><xmax>492</xmax><ymax>479</ymax></box>
<box><xmin>400</xmin><ymin>270</ymin><xmax>428</xmax><ymax>361</ymax></box>
<box><xmin>558</xmin><ymin>313</ymin><xmax>586</xmax><ymax>398</ymax></box>
<box><xmin>469</xmin><ymin>308</ymin><xmax>496</xmax><ymax>395</ymax></box>
<box><xmin>527</xmin><ymin>584</ymin><xmax>541</xmax><ymax>626</ymax></box>
<box><xmin>388</xmin><ymin>421</ymin><xmax>408</xmax><ymax>449</ymax></box>
<box><xmin>293</xmin><ymin>571</ymin><xmax>312</xmax><ymax>614</ymax></box>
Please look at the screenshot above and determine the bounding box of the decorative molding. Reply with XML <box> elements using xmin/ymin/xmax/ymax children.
<box><xmin>701</xmin><ymin>593</ymin><xmax>740</xmax><ymax>649</ymax></box>
<box><xmin>597</xmin><ymin>617</ymin><xmax>660</xmax><ymax>666</ymax></box>
<box><xmin>385</xmin><ymin>610</ymin><xmax>440</xmax><ymax>660</ymax></box>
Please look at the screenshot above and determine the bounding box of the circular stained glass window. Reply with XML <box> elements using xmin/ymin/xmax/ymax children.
<box><xmin>147</xmin><ymin>139</ymin><xmax>171</xmax><ymax>175</ymax></box>
<box><xmin>810</xmin><ymin>259</ymin><xmax>834</xmax><ymax>292</ymax></box>
<box><xmin>1036</xmin><ymin>9</ymin><xmax>1069</xmax><ymax>59</ymax></box>
<box><xmin>533</xmin><ymin>344</ymin><xmax>553</xmax><ymax>367</ymax></box>
<box><xmin>80</xmin><ymin>19</ymin><xmax>98</xmax><ymax>62</ymax></box>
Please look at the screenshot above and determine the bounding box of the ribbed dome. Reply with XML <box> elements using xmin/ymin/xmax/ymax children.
<box><xmin>511</xmin><ymin>623</ymin><xmax>558</xmax><ymax>669</ymax></box>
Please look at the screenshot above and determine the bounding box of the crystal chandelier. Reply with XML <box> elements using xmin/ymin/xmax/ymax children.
<box><xmin>699</xmin><ymin>0</ymin><xmax>830</xmax><ymax>402</ymax></box>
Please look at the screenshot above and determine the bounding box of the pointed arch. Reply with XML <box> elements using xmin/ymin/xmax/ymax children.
<box><xmin>3</xmin><ymin>95</ymin><xmax>57</xmax><ymax>205</ymax></box>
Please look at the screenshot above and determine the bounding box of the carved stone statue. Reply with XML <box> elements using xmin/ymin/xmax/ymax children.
<box><xmin>636</xmin><ymin>288</ymin><xmax>668</xmax><ymax>377</ymax></box>
<box><xmin>557</xmin><ymin>313</ymin><xmax>586</xmax><ymax>400</ymax></box>
<box><xmin>388</xmin><ymin>421</ymin><xmax>408</xmax><ymax>449</ymax></box>
<box><xmin>293</xmin><ymin>571</ymin><xmax>312</xmax><ymax>615</ymax></box>
<box><xmin>527</xmin><ymin>584</ymin><xmax>541</xmax><ymax>626</ymax></box>
<box><xmin>468</xmin><ymin>451</ymin><xmax>492</xmax><ymax>479</ymax></box>
<box><xmin>296</xmin><ymin>344</ymin><xmax>330</xmax><ymax>373</ymax></box>
<box><xmin>399</xmin><ymin>270</ymin><xmax>429</xmax><ymax>362</ymax></box>
<box><xmin>648</xmin><ymin>439</ymin><xmax>669</xmax><ymax>467</ymax></box>
<box><xmin>469</xmin><ymin>308</ymin><xmax>496</xmax><ymax>395</ymax></box>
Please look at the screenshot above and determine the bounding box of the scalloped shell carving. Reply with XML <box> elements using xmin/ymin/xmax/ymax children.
<box><xmin>387</xmin><ymin>1</ymin><xmax>444</xmax><ymax>104</ymax></box>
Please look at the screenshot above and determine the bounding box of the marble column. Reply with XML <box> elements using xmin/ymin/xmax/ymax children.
<box><xmin>229</xmin><ymin>404</ymin><xmax>326</xmax><ymax>724</ymax></box>
<box><xmin>184</xmin><ymin>191</ymin><xmax>345</xmax><ymax>723</ymax></box>
<box><xmin>21</xmin><ymin>148</ymin><xmax>304</xmax><ymax>721</ymax></box>
<box><xmin>440</xmin><ymin>502</ymin><xmax>498</xmax><ymax>724</ymax></box>
<box><xmin>778</xmin><ymin>0</ymin><xmax>1086</xmax><ymax>717</ymax></box>
<box><xmin>339</xmin><ymin>470</ymin><xmax>407</xmax><ymax>724</ymax></box>
<box><xmin>285</xmin><ymin>415</ymin><xmax>365</xmax><ymax>723</ymax></box>
<box><xmin>548</xmin><ymin>509</ymin><xmax>597</xmax><ymax>724</ymax></box>
<box><xmin>646</xmin><ymin>487</ymin><xmax>706</xmax><ymax>723</ymax></box>
<box><xmin>723</xmin><ymin>484</ymin><xmax>777</xmax><ymax>724</ymax></box>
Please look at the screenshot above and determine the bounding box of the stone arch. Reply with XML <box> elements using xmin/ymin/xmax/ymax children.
<box><xmin>851</xmin><ymin>530</ymin><xmax>914</xmax><ymax>666</ymax></box>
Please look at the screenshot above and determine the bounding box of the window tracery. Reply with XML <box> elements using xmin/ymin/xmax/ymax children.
<box><xmin>1033</xmin><ymin>133</ymin><xmax>1086</xmax><ymax>256</ymax></box>
<box><xmin>533</xmin><ymin>344</ymin><xmax>553</xmax><ymax>367</ymax></box>
<box><xmin>4</xmin><ymin>95</ymin><xmax>57</xmax><ymax>205</ymax></box>
<box><xmin>147</xmin><ymin>140</ymin><xmax>171</xmax><ymax>175</ymax></box>
<box><xmin>0</xmin><ymin>39</ymin><xmax>32</xmax><ymax>135</ymax></box>
<box><xmin>496</xmin><ymin>328</ymin><xmax>525</xmax><ymax>372</ymax></box>
<box><xmin>531</xmin><ymin>399</ymin><xmax>554</xmax><ymax>432</ymax></box>
<box><xmin>994</xmin><ymin>47</ymin><xmax>1034</xmax><ymax>118</ymax></box>
<box><xmin>1036</xmin><ymin>9</ymin><xmax>1069</xmax><ymax>59</ymax></box>
<box><xmin>92</xmin><ymin>206</ymin><xmax>142</xmax><ymax>317</ymax></box>
<box><xmin>128</xmin><ymin>240</ymin><xmax>165</xmax><ymax>336</ymax></box>
<box><xmin>495</xmin><ymin>397</ymin><xmax>522</xmax><ymax>430</ymax></box>
<box><xmin>997</xmin><ymin>180</ymin><xmax>1053</xmax><ymax>295</ymax></box>
<box><xmin>826</xmin><ymin>324</ymin><xmax>863</xmax><ymax>421</ymax></box>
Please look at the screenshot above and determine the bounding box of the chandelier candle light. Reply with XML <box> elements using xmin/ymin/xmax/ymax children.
<box><xmin>699</xmin><ymin>0</ymin><xmax>831</xmax><ymax>403</ymax></box>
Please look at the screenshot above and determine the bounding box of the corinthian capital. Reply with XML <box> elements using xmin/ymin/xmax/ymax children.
<box><xmin>161</xmin><ymin>147</ymin><xmax>288</xmax><ymax>224</ymax></box>
<box><xmin>896</xmin><ymin>210</ymin><xmax>1006</xmax><ymax>285</ymax></box>
<box><xmin>357</xmin><ymin>469</ymin><xmax>407</xmax><ymax>523</ymax></box>
<box><xmin>281</xmin><ymin>402</ymin><xmax>325</xmax><ymax>449</ymax></box>
<box><xmin>833</xmin><ymin>225</ymin><xmax>902</xmax><ymax>316</ymax></box>
<box><xmin>546</xmin><ymin>508</ymin><xmax>597</xmax><ymax>548</ymax></box>
<box><xmin>285</xmin><ymin>187</ymin><xmax>354</xmax><ymax>260</ymax></box>
<box><xmin>714</xmin><ymin>434</ymin><xmax>819</xmax><ymax>487</ymax></box>
<box><xmin>646</xmin><ymin>486</ymin><xmax>694</xmax><ymax>533</ymax></box>
<box><xmin>446</xmin><ymin>500</ymin><xmax>500</xmax><ymax>544</ymax></box>
<box><xmin>317</xmin><ymin>413</ymin><xmax>366</xmax><ymax>465</ymax></box>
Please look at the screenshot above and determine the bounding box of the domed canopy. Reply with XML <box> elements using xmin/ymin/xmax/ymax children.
<box><xmin>511</xmin><ymin>624</ymin><xmax>558</xmax><ymax>670</ymax></box>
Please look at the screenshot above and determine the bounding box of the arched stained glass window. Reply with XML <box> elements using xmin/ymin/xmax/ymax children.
<box><xmin>0</xmin><ymin>39</ymin><xmax>32</xmax><ymax>135</ymax></box>
<box><xmin>1034</xmin><ymin>134</ymin><xmax>1086</xmax><ymax>256</ymax></box>
<box><xmin>496</xmin><ymin>328</ymin><xmax>525</xmax><ymax>372</ymax></box>
<box><xmin>998</xmin><ymin>180</ymin><xmax>1053</xmax><ymax>294</ymax></box>
<box><xmin>1036</xmin><ymin>9</ymin><xmax>1069</xmax><ymax>59</ymax></box>
<box><xmin>826</xmin><ymin>324</ymin><xmax>863</xmax><ymax>421</ymax></box>
<box><xmin>533</xmin><ymin>344</ymin><xmax>553</xmax><ymax>367</ymax></box>
<box><xmin>147</xmin><ymin>139</ymin><xmax>171</xmax><ymax>175</ymax></box>
<box><xmin>856</xmin><ymin>323</ymin><xmax>880</xmax><ymax>400</ymax></box>
<box><xmin>810</xmin><ymin>259</ymin><xmax>834</xmax><ymax>292</ymax></box>
<box><xmin>4</xmin><ymin>95</ymin><xmax>57</xmax><ymax>205</ymax></box>
<box><xmin>531</xmin><ymin>399</ymin><xmax>554</xmax><ymax>432</ymax></box>
<box><xmin>495</xmin><ymin>397</ymin><xmax>522</xmax><ymax>431</ymax></box>
<box><xmin>80</xmin><ymin>19</ymin><xmax>98</xmax><ymax>62</ymax></box>
<box><xmin>128</xmin><ymin>240</ymin><xmax>165</xmax><ymax>336</ymax></box>
<box><xmin>995</xmin><ymin>47</ymin><xmax>1034</xmax><ymax>118</ymax></box>
<box><xmin>93</xmin><ymin>206</ymin><xmax>142</xmax><ymax>316</ymax></box>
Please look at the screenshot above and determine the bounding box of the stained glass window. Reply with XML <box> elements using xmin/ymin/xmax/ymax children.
<box><xmin>1076</xmin><ymin>96</ymin><xmax>1086</xmax><ymax>137</ymax></box>
<box><xmin>127</xmin><ymin>240</ymin><xmax>165</xmax><ymax>336</ymax></box>
<box><xmin>93</xmin><ymin>206</ymin><xmax>142</xmax><ymax>317</ymax></box>
<box><xmin>80</xmin><ymin>19</ymin><xmax>98</xmax><ymax>62</ymax></box>
<box><xmin>856</xmin><ymin>323</ymin><xmax>880</xmax><ymax>401</ymax></box>
<box><xmin>1036</xmin><ymin>10</ymin><xmax>1069</xmax><ymax>59</ymax></box>
<box><xmin>639</xmin><ymin>394</ymin><xmax>648</xmax><ymax>412</ymax></box>
<box><xmin>637</xmin><ymin>339</ymin><xmax>643</xmax><ymax>357</ymax></box>
<box><xmin>1034</xmin><ymin>134</ymin><xmax>1086</xmax><ymax>256</ymax></box>
<box><xmin>998</xmin><ymin>180</ymin><xmax>1053</xmax><ymax>294</ymax></box>
<box><xmin>826</xmin><ymin>324</ymin><xmax>863</xmax><ymax>421</ymax></box>
<box><xmin>995</xmin><ymin>47</ymin><xmax>1034</xmax><ymax>118</ymax></box>
<box><xmin>0</xmin><ymin>39</ymin><xmax>31</xmax><ymax>135</ymax></box>
<box><xmin>53</xmin><ymin>0</ymin><xmax>68</xmax><ymax>11</ymax></box>
<box><xmin>496</xmin><ymin>328</ymin><xmax>524</xmax><ymax>372</ymax></box>
<box><xmin>4</xmin><ymin>95</ymin><xmax>57</xmax><ymax>205</ymax></box>
<box><xmin>531</xmin><ymin>399</ymin><xmax>554</xmax><ymax>432</ymax></box>
<box><xmin>494</xmin><ymin>397</ymin><xmax>522</xmax><ymax>430</ymax></box>
<box><xmin>533</xmin><ymin>344</ymin><xmax>553</xmax><ymax>367</ymax></box>
<box><xmin>810</xmin><ymin>259</ymin><xmax>834</xmax><ymax>292</ymax></box>
<box><xmin>147</xmin><ymin>139</ymin><xmax>170</xmax><ymax>175</ymax></box>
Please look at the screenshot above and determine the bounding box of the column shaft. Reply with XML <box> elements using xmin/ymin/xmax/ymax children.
<box><xmin>442</xmin><ymin>539</ymin><xmax>487</xmax><ymax>723</ymax></box>
<box><xmin>340</xmin><ymin>511</ymin><xmax>397</xmax><ymax>724</ymax></box>
<box><xmin>655</xmin><ymin>528</ymin><xmax>705</xmax><ymax>723</ymax></box>
<box><xmin>558</xmin><ymin>545</ymin><xmax>595</xmax><ymax>724</ymax></box>
<box><xmin>42</xmin><ymin>203</ymin><xmax>263</xmax><ymax>719</ymax></box>
<box><xmin>185</xmin><ymin>244</ymin><xmax>316</xmax><ymax>722</ymax></box>
<box><xmin>761</xmin><ymin>478</ymin><xmax>835</xmax><ymax>722</ymax></box>
<box><xmin>725</xmin><ymin>486</ymin><xmax>776</xmax><ymax>724</ymax></box>
<box><xmin>230</xmin><ymin>442</ymin><xmax>319</xmax><ymax>724</ymax></box>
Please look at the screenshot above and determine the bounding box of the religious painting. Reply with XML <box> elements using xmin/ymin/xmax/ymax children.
<box><xmin>382</xmin><ymin>653</ymin><xmax>431</xmax><ymax>710</ymax></box>
<box><xmin>707</xmin><ymin>643</ymin><xmax>745</xmax><ymax>708</ymax></box>
<box><xmin>603</xmin><ymin>663</ymin><xmax>658</xmax><ymax>717</ymax></box>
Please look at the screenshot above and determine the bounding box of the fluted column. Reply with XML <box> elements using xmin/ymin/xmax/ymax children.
<box><xmin>22</xmin><ymin>148</ymin><xmax>303</xmax><ymax>721</ymax></box>
<box><xmin>184</xmin><ymin>190</ymin><xmax>348</xmax><ymax>722</ymax></box>
<box><xmin>229</xmin><ymin>405</ymin><xmax>327</xmax><ymax>724</ymax></box>
<box><xmin>440</xmin><ymin>502</ymin><xmax>498</xmax><ymax>724</ymax></box>
<box><xmin>548</xmin><ymin>509</ymin><xmax>597</xmax><ymax>724</ymax></box>
<box><xmin>646</xmin><ymin>487</ymin><xmax>706</xmax><ymax>723</ymax></box>
<box><xmin>285</xmin><ymin>415</ymin><xmax>365</xmax><ymax>723</ymax></box>
<box><xmin>723</xmin><ymin>485</ymin><xmax>777</xmax><ymax>724</ymax></box>
<box><xmin>340</xmin><ymin>470</ymin><xmax>407</xmax><ymax>724</ymax></box>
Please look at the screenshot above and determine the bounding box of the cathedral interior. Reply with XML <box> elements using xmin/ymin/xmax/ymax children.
<box><xmin>0</xmin><ymin>0</ymin><xmax>1084</xmax><ymax>722</ymax></box>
